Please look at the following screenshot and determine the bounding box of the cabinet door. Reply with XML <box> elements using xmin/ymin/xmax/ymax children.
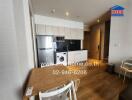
<box><xmin>36</xmin><ymin>24</ymin><xmax>46</xmax><ymax>35</ymax></box>
<box><xmin>68</xmin><ymin>52</ymin><xmax>75</xmax><ymax>65</ymax></box>
<box><xmin>68</xmin><ymin>50</ymin><xmax>87</xmax><ymax>65</ymax></box>
<box><xmin>52</xmin><ymin>26</ymin><xmax>59</xmax><ymax>36</ymax></box>
<box><xmin>58</xmin><ymin>27</ymin><xmax>65</xmax><ymax>36</ymax></box>
<box><xmin>65</xmin><ymin>27</ymin><xmax>72</xmax><ymax>39</ymax></box>
<box><xmin>78</xmin><ymin>29</ymin><xmax>84</xmax><ymax>40</ymax></box>
<box><xmin>69</xmin><ymin>28</ymin><xmax>84</xmax><ymax>40</ymax></box>
<box><xmin>74</xmin><ymin>29</ymin><xmax>84</xmax><ymax>40</ymax></box>
<box><xmin>70</xmin><ymin>28</ymin><xmax>76</xmax><ymax>39</ymax></box>
<box><xmin>76</xmin><ymin>51</ymin><xmax>82</xmax><ymax>62</ymax></box>
<box><xmin>81</xmin><ymin>50</ymin><xmax>87</xmax><ymax>61</ymax></box>
<box><xmin>45</xmin><ymin>25</ymin><xmax>54</xmax><ymax>35</ymax></box>
<box><xmin>68</xmin><ymin>51</ymin><xmax>80</xmax><ymax>64</ymax></box>
<box><xmin>75</xmin><ymin>50</ymin><xmax>87</xmax><ymax>62</ymax></box>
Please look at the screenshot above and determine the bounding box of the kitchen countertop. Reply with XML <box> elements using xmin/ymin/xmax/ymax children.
<box><xmin>56</xmin><ymin>49</ymin><xmax>88</xmax><ymax>52</ymax></box>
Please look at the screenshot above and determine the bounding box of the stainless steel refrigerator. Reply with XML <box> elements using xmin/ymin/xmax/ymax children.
<box><xmin>36</xmin><ymin>36</ymin><xmax>55</xmax><ymax>67</ymax></box>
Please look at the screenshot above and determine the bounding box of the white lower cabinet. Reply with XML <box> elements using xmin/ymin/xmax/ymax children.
<box><xmin>68</xmin><ymin>50</ymin><xmax>88</xmax><ymax>65</ymax></box>
<box><xmin>81</xmin><ymin>50</ymin><xmax>87</xmax><ymax>61</ymax></box>
<box><xmin>67</xmin><ymin>52</ymin><xmax>75</xmax><ymax>64</ymax></box>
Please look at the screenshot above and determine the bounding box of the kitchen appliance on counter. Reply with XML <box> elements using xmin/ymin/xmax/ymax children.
<box><xmin>36</xmin><ymin>35</ymin><xmax>56</xmax><ymax>67</ymax></box>
<box><xmin>56</xmin><ymin>52</ymin><xmax>67</xmax><ymax>66</ymax></box>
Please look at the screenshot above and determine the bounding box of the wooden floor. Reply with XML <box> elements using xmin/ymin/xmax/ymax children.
<box><xmin>77</xmin><ymin>70</ymin><xmax>127</xmax><ymax>100</ymax></box>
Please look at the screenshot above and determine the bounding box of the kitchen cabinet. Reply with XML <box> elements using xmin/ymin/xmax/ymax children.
<box><xmin>70</xmin><ymin>28</ymin><xmax>76</xmax><ymax>39</ymax></box>
<box><xmin>45</xmin><ymin>25</ymin><xmax>54</xmax><ymax>35</ymax></box>
<box><xmin>64</xmin><ymin>27</ymin><xmax>71</xmax><ymax>39</ymax></box>
<box><xmin>68</xmin><ymin>50</ymin><xmax>88</xmax><ymax>65</ymax></box>
<box><xmin>58</xmin><ymin>27</ymin><xmax>65</xmax><ymax>36</ymax></box>
<box><xmin>80</xmin><ymin>50</ymin><xmax>87</xmax><ymax>61</ymax></box>
<box><xmin>36</xmin><ymin>24</ymin><xmax>84</xmax><ymax>40</ymax></box>
<box><xmin>67</xmin><ymin>51</ymin><xmax>75</xmax><ymax>64</ymax></box>
<box><xmin>70</xmin><ymin>28</ymin><xmax>84</xmax><ymax>40</ymax></box>
<box><xmin>36</xmin><ymin>24</ymin><xmax>46</xmax><ymax>35</ymax></box>
<box><xmin>65</xmin><ymin>28</ymin><xmax>84</xmax><ymax>40</ymax></box>
<box><xmin>36</xmin><ymin>24</ymin><xmax>58</xmax><ymax>36</ymax></box>
<box><xmin>52</xmin><ymin>26</ymin><xmax>59</xmax><ymax>36</ymax></box>
<box><xmin>77</xmin><ymin>29</ymin><xmax>84</xmax><ymax>40</ymax></box>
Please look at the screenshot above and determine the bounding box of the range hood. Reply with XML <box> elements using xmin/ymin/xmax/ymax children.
<box><xmin>53</xmin><ymin>36</ymin><xmax>65</xmax><ymax>42</ymax></box>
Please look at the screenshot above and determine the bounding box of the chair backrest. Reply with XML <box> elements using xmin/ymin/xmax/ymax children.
<box><xmin>121</xmin><ymin>59</ymin><xmax>132</xmax><ymax>66</ymax></box>
<box><xmin>120</xmin><ymin>59</ymin><xmax>132</xmax><ymax>72</ymax></box>
<box><xmin>39</xmin><ymin>81</ymin><xmax>77</xmax><ymax>100</ymax></box>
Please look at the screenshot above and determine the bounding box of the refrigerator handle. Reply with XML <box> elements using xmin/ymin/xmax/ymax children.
<box><xmin>39</xmin><ymin>48</ymin><xmax>46</xmax><ymax>50</ymax></box>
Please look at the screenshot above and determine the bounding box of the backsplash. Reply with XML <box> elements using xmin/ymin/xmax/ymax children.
<box><xmin>56</xmin><ymin>40</ymin><xmax>81</xmax><ymax>52</ymax></box>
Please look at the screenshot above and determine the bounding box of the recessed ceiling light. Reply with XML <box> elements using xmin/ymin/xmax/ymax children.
<box><xmin>65</xmin><ymin>11</ymin><xmax>69</xmax><ymax>16</ymax></box>
<box><xmin>97</xmin><ymin>19</ymin><xmax>100</xmax><ymax>23</ymax></box>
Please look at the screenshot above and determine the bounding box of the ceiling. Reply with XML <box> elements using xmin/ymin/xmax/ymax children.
<box><xmin>30</xmin><ymin>0</ymin><xmax>127</xmax><ymax>26</ymax></box>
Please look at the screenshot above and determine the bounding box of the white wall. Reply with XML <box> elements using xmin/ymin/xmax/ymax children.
<box><xmin>0</xmin><ymin>0</ymin><xmax>34</xmax><ymax>100</ymax></box>
<box><xmin>13</xmin><ymin>0</ymin><xmax>34</xmax><ymax>83</ymax></box>
<box><xmin>127</xmin><ymin>1</ymin><xmax>132</xmax><ymax>53</ymax></box>
<box><xmin>0</xmin><ymin>1</ymin><xmax>21</xmax><ymax>99</ymax></box>
<box><xmin>109</xmin><ymin>1</ymin><xmax>132</xmax><ymax>72</ymax></box>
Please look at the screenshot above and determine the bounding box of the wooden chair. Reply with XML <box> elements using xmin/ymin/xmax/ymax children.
<box><xmin>74</xmin><ymin>79</ymin><xmax>80</xmax><ymax>92</ymax></box>
<box><xmin>39</xmin><ymin>81</ymin><xmax>77</xmax><ymax>100</ymax></box>
<box><xmin>119</xmin><ymin>59</ymin><xmax>132</xmax><ymax>82</ymax></box>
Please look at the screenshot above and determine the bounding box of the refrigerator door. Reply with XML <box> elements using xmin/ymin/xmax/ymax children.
<box><xmin>36</xmin><ymin>36</ymin><xmax>53</xmax><ymax>49</ymax></box>
<box><xmin>38</xmin><ymin>49</ymin><xmax>54</xmax><ymax>67</ymax></box>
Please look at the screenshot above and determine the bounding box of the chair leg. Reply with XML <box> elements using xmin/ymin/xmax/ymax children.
<box><xmin>119</xmin><ymin>68</ymin><xmax>123</xmax><ymax>78</ymax></box>
<box><xmin>123</xmin><ymin>71</ymin><xmax>127</xmax><ymax>83</ymax></box>
<box><xmin>69</xmin><ymin>88</ymin><xmax>72</xmax><ymax>100</ymax></box>
<box><xmin>74</xmin><ymin>79</ymin><xmax>80</xmax><ymax>92</ymax></box>
<box><xmin>72</xmin><ymin>82</ymin><xmax>77</xmax><ymax>100</ymax></box>
<box><xmin>119</xmin><ymin>72</ymin><xmax>121</xmax><ymax>78</ymax></box>
<box><xmin>129</xmin><ymin>72</ymin><xmax>131</xmax><ymax>79</ymax></box>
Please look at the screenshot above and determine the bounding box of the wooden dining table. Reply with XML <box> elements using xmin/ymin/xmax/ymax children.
<box><xmin>23</xmin><ymin>65</ymin><xmax>87</xmax><ymax>100</ymax></box>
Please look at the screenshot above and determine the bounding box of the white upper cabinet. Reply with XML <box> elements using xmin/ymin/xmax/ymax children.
<box><xmin>36</xmin><ymin>24</ymin><xmax>84</xmax><ymax>40</ymax></box>
<box><xmin>52</xmin><ymin>26</ymin><xmax>59</xmax><ymax>36</ymax></box>
<box><xmin>36</xmin><ymin>24</ymin><xmax>46</xmax><ymax>35</ymax></box>
<box><xmin>45</xmin><ymin>25</ymin><xmax>54</xmax><ymax>35</ymax></box>
<box><xmin>77</xmin><ymin>29</ymin><xmax>84</xmax><ymax>40</ymax></box>
<box><xmin>58</xmin><ymin>27</ymin><xmax>65</xmax><ymax>36</ymax></box>
<box><xmin>70</xmin><ymin>28</ymin><xmax>76</xmax><ymax>39</ymax></box>
<box><xmin>64</xmin><ymin>27</ymin><xmax>71</xmax><ymax>39</ymax></box>
<box><xmin>36</xmin><ymin>24</ymin><xmax>54</xmax><ymax>35</ymax></box>
<box><xmin>65</xmin><ymin>28</ymin><xmax>84</xmax><ymax>40</ymax></box>
<box><xmin>70</xmin><ymin>28</ymin><xmax>84</xmax><ymax>40</ymax></box>
<box><xmin>34</xmin><ymin>15</ymin><xmax>84</xmax><ymax>39</ymax></box>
